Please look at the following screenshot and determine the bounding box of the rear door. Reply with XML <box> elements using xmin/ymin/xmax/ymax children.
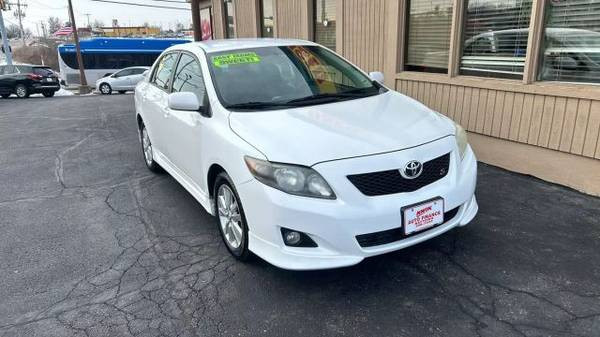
<box><xmin>143</xmin><ymin>52</ymin><xmax>180</xmax><ymax>160</ymax></box>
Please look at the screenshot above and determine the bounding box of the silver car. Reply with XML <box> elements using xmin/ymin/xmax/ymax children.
<box><xmin>96</xmin><ymin>66</ymin><xmax>149</xmax><ymax>95</ymax></box>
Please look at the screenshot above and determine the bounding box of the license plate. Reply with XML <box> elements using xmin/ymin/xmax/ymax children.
<box><xmin>45</xmin><ymin>78</ymin><xmax>53</xmax><ymax>82</ymax></box>
<box><xmin>403</xmin><ymin>198</ymin><xmax>444</xmax><ymax>235</ymax></box>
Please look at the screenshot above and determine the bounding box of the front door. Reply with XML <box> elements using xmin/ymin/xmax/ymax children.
<box><xmin>111</xmin><ymin>69</ymin><xmax>132</xmax><ymax>90</ymax></box>
<box><xmin>161</xmin><ymin>52</ymin><xmax>207</xmax><ymax>190</ymax></box>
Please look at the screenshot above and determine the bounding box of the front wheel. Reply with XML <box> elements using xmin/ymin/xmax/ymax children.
<box><xmin>15</xmin><ymin>84</ymin><xmax>29</xmax><ymax>98</ymax></box>
<box><xmin>99</xmin><ymin>83</ymin><xmax>112</xmax><ymax>95</ymax></box>
<box><xmin>42</xmin><ymin>91</ymin><xmax>55</xmax><ymax>98</ymax></box>
<box><xmin>1</xmin><ymin>94</ymin><xmax>10</xmax><ymax>98</ymax></box>
<box><xmin>215</xmin><ymin>173</ymin><xmax>251</xmax><ymax>261</ymax></box>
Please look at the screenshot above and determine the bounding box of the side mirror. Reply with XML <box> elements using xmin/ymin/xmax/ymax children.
<box><xmin>168</xmin><ymin>92</ymin><xmax>201</xmax><ymax>111</ymax></box>
<box><xmin>142</xmin><ymin>70</ymin><xmax>149</xmax><ymax>77</ymax></box>
<box><xmin>369</xmin><ymin>71</ymin><xmax>385</xmax><ymax>84</ymax></box>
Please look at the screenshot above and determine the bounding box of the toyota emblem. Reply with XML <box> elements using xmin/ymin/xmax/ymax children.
<box><xmin>401</xmin><ymin>160</ymin><xmax>423</xmax><ymax>179</ymax></box>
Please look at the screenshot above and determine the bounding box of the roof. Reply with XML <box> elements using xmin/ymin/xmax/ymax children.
<box><xmin>58</xmin><ymin>38</ymin><xmax>190</xmax><ymax>53</ymax></box>
<box><xmin>174</xmin><ymin>38</ymin><xmax>318</xmax><ymax>53</ymax></box>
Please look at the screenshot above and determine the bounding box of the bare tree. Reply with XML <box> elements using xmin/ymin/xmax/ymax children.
<box><xmin>47</xmin><ymin>17</ymin><xmax>61</xmax><ymax>34</ymax></box>
<box><xmin>92</xmin><ymin>19</ymin><xmax>104</xmax><ymax>29</ymax></box>
<box><xmin>6</xmin><ymin>24</ymin><xmax>20</xmax><ymax>39</ymax></box>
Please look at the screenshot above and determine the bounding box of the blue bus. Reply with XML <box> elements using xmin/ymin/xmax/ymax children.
<box><xmin>58</xmin><ymin>38</ymin><xmax>191</xmax><ymax>86</ymax></box>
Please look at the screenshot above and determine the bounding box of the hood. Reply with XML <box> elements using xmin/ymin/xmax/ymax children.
<box><xmin>228</xmin><ymin>91</ymin><xmax>455</xmax><ymax>166</ymax></box>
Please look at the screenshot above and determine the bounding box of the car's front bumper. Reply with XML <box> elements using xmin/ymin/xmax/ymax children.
<box><xmin>237</xmin><ymin>137</ymin><xmax>478</xmax><ymax>270</ymax></box>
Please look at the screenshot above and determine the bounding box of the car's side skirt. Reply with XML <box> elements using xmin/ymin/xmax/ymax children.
<box><xmin>153</xmin><ymin>149</ymin><xmax>215</xmax><ymax>216</ymax></box>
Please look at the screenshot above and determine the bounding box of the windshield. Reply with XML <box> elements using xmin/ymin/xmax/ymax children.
<box><xmin>207</xmin><ymin>45</ymin><xmax>384</xmax><ymax>110</ymax></box>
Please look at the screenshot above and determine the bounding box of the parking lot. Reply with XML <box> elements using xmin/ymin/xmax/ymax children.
<box><xmin>0</xmin><ymin>94</ymin><xmax>599</xmax><ymax>337</ymax></box>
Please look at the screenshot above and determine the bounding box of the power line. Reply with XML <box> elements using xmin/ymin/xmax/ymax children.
<box><xmin>89</xmin><ymin>0</ymin><xmax>189</xmax><ymax>11</ymax></box>
<box><xmin>148</xmin><ymin>0</ymin><xmax>188</xmax><ymax>3</ymax></box>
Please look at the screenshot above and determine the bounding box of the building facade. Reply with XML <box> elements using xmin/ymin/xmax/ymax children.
<box><xmin>190</xmin><ymin>0</ymin><xmax>600</xmax><ymax>196</ymax></box>
<box><xmin>98</xmin><ymin>26</ymin><xmax>161</xmax><ymax>37</ymax></box>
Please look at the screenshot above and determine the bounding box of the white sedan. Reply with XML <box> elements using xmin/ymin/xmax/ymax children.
<box><xmin>134</xmin><ymin>39</ymin><xmax>478</xmax><ymax>270</ymax></box>
<box><xmin>96</xmin><ymin>66</ymin><xmax>149</xmax><ymax>95</ymax></box>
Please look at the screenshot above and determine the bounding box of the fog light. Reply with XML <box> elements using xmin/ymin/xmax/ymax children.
<box><xmin>284</xmin><ymin>231</ymin><xmax>301</xmax><ymax>245</ymax></box>
<box><xmin>280</xmin><ymin>227</ymin><xmax>318</xmax><ymax>247</ymax></box>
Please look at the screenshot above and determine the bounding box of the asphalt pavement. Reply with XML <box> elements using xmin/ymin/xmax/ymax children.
<box><xmin>0</xmin><ymin>94</ymin><xmax>599</xmax><ymax>337</ymax></box>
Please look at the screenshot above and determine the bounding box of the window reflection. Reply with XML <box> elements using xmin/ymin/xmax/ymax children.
<box><xmin>460</xmin><ymin>0</ymin><xmax>533</xmax><ymax>79</ymax></box>
<box><xmin>539</xmin><ymin>0</ymin><xmax>600</xmax><ymax>84</ymax></box>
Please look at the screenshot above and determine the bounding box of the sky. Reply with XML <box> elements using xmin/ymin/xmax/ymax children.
<box><xmin>4</xmin><ymin>0</ymin><xmax>193</xmax><ymax>33</ymax></box>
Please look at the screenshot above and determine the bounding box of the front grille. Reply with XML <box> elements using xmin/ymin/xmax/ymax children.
<box><xmin>347</xmin><ymin>153</ymin><xmax>450</xmax><ymax>196</ymax></box>
<box><xmin>356</xmin><ymin>206</ymin><xmax>460</xmax><ymax>248</ymax></box>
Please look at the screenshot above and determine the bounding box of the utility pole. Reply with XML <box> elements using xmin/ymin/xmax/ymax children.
<box><xmin>67</xmin><ymin>0</ymin><xmax>90</xmax><ymax>94</ymax></box>
<box><xmin>11</xmin><ymin>0</ymin><xmax>26</xmax><ymax>46</ymax></box>
<box><xmin>84</xmin><ymin>13</ymin><xmax>91</xmax><ymax>28</ymax></box>
<box><xmin>0</xmin><ymin>0</ymin><xmax>13</xmax><ymax>65</ymax></box>
<box><xmin>40</xmin><ymin>20</ymin><xmax>46</xmax><ymax>39</ymax></box>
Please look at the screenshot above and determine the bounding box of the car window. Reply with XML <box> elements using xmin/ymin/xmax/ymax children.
<box><xmin>15</xmin><ymin>66</ymin><xmax>32</xmax><ymax>73</ymax></box>
<box><xmin>4</xmin><ymin>65</ymin><xmax>16</xmax><ymax>74</ymax></box>
<box><xmin>33</xmin><ymin>67</ymin><xmax>54</xmax><ymax>76</ymax></box>
<box><xmin>151</xmin><ymin>53</ymin><xmax>178</xmax><ymax>90</ymax></box>
<box><xmin>130</xmin><ymin>68</ymin><xmax>146</xmax><ymax>75</ymax></box>
<box><xmin>172</xmin><ymin>54</ymin><xmax>205</xmax><ymax>97</ymax></box>
<box><xmin>115</xmin><ymin>69</ymin><xmax>132</xmax><ymax>77</ymax></box>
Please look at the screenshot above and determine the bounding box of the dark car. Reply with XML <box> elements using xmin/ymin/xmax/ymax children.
<box><xmin>0</xmin><ymin>65</ymin><xmax>61</xmax><ymax>98</ymax></box>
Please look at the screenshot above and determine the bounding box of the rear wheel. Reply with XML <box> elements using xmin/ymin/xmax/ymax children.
<box><xmin>1</xmin><ymin>94</ymin><xmax>9</xmax><ymax>98</ymax></box>
<box><xmin>15</xmin><ymin>85</ymin><xmax>29</xmax><ymax>98</ymax></box>
<box><xmin>214</xmin><ymin>173</ymin><xmax>251</xmax><ymax>261</ymax></box>
<box><xmin>139</xmin><ymin>122</ymin><xmax>162</xmax><ymax>173</ymax></box>
<box><xmin>99</xmin><ymin>83</ymin><xmax>112</xmax><ymax>95</ymax></box>
<box><xmin>42</xmin><ymin>91</ymin><xmax>55</xmax><ymax>98</ymax></box>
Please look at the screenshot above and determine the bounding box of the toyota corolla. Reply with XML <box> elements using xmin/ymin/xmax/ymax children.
<box><xmin>134</xmin><ymin>39</ymin><xmax>478</xmax><ymax>270</ymax></box>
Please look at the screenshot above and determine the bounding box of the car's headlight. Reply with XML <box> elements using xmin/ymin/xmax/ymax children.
<box><xmin>455</xmin><ymin>123</ymin><xmax>468</xmax><ymax>159</ymax></box>
<box><xmin>244</xmin><ymin>156</ymin><xmax>336</xmax><ymax>199</ymax></box>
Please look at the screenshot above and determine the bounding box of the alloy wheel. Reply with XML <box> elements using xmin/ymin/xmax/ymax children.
<box><xmin>141</xmin><ymin>127</ymin><xmax>153</xmax><ymax>166</ymax></box>
<box><xmin>100</xmin><ymin>84</ymin><xmax>111</xmax><ymax>94</ymax></box>
<box><xmin>217</xmin><ymin>184</ymin><xmax>243</xmax><ymax>249</ymax></box>
<box><xmin>16</xmin><ymin>86</ymin><xmax>27</xmax><ymax>98</ymax></box>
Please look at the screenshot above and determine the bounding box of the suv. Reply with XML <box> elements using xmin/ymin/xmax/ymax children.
<box><xmin>0</xmin><ymin>64</ymin><xmax>61</xmax><ymax>98</ymax></box>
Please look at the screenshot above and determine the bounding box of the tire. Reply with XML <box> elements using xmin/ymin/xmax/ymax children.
<box><xmin>15</xmin><ymin>84</ymin><xmax>29</xmax><ymax>98</ymax></box>
<box><xmin>42</xmin><ymin>91</ymin><xmax>55</xmax><ymax>98</ymax></box>
<box><xmin>1</xmin><ymin>94</ymin><xmax>9</xmax><ymax>98</ymax></box>
<box><xmin>214</xmin><ymin>172</ymin><xmax>251</xmax><ymax>261</ymax></box>
<box><xmin>99</xmin><ymin>83</ymin><xmax>112</xmax><ymax>95</ymax></box>
<box><xmin>118</xmin><ymin>91</ymin><xmax>127</xmax><ymax>94</ymax></box>
<box><xmin>139</xmin><ymin>122</ymin><xmax>162</xmax><ymax>173</ymax></box>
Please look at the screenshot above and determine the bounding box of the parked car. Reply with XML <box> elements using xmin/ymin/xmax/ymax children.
<box><xmin>0</xmin><ymin>64</ymin><xmax>61</xmax><ymax>98</ymax></box>
<box><xmin>134</xmin><ymin>39</ymin><xmax>478</xmax><ymax>270</ymax></box>
<box><xmin>95</xmin><ymin>66</ymin><xmax>149</xmax><ymax>95</ymax></box>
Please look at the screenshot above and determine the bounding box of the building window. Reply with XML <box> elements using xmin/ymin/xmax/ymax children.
<box><xmin>200</xmin><ymin>7</ymin><xmax>213</xmax><ymax>40</ymax></box>
<box><xmin>223</xmin><ymin>0</ymin><xmax>235</xmax><ymax>38</ymax></box>
<box><xmin>260</xmin><ymin>0</ymin><xmax>274</xmax><ymax>37</ymax></box>
<box><xmin>314</xmin><ymin>0</ymin><xmax>336</xmax><ymax>50</ymax></box>
<box><xmin>461</xmin><ymin>0</ymin><xmax>533</xmax><ymax>79</ymax></box>
<box><xmin>539</xmin><ymin>0</ymin><xmax>600</xmax><ymax>84</ymax></box>
<box><xmin>405</xmin><ymin>0</ymin><xmax>453</xmax><ymax>73</ymax></box>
